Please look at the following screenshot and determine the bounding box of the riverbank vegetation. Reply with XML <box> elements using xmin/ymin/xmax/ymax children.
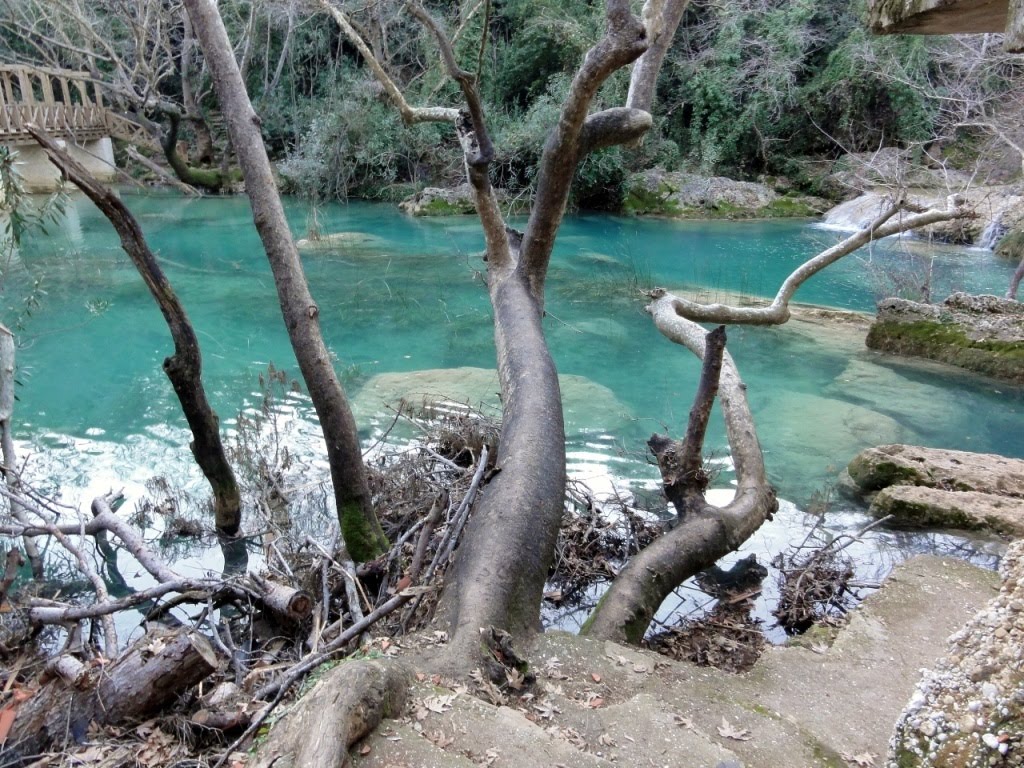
<box><xmin>1</xmin><ymin>0</ymin><xmax>1021</xmax><ymax>205</ymax></box>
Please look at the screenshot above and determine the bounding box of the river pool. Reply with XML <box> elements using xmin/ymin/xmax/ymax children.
<box><xmin>6</xmin><ymin>192</ymin><xmax>1021</xmax><ymax>634</ymax></box>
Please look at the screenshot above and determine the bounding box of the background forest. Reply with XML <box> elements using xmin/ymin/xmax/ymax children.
<box><xmin>2</xmin><ymin>0</ymin><xmax>1022</xmax><ymax>209</ymax></box>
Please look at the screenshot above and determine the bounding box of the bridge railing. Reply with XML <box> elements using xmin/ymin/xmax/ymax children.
<box><xmin>0</xmin><ymin>65</ymin><xmax>109</xmax><ymax>144</ymax></box>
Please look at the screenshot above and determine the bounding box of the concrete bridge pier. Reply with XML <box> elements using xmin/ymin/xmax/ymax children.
<box><xmin>13</xmin><ymin>137</ymin><xmax>116</xmax><ymax>193</ymax></box>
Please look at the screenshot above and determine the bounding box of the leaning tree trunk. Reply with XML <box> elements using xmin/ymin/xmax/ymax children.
<box><xmin>28</xmin><ymin>127</ymin><xmax>243</xmax><ymax>536</ymax></box>
<box><xmin>0</xmin><ymin>324</ymin><xmax>43</xmax><ymax>577</ymax></box>
<box><xmin>428</xmin><ymin>1</ymin><xmax>650</xmax><ymax>666</ymax></box>
<box><xmin>181</xmin><ymin>0</ymin><xmax>387</xmax><ymax>562</ymax></box>
<box><xmin>583</xmin><ymin>296</ymin><xmax>777</xmax><ymax>643</ymax></box>
<box><xmin>1009</xmin><ymin>254</ymin><xmax>1024</xmax><ymax>300</ymax></box>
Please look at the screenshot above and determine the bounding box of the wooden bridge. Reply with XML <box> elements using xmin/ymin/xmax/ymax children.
<box><xmin>0</xmin><ymin>64</ymin><xmax>158</xmax><ymax>190</ymax></box>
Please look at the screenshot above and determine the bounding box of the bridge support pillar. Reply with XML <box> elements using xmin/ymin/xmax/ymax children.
<box><xmin>12</xmin><ymin>137</ymin><xmax>117</xmax><ymax>193</ymax></box>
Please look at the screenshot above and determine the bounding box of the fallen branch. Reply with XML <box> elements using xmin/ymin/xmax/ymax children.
<box><xmin>3</xmin><ymin>627</ymin><xmax>223</xmax><ymax>764</ymax></box>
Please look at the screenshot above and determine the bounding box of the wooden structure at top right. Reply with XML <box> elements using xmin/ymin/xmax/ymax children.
<box><xmin>869</xmin><ymin>0</ymin><xmax>1024</xmax><ymax>51</ymax></box>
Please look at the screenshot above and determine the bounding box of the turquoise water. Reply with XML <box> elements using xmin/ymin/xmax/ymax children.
<box><xmin>4</xmin><ymin>192</ymin><xmax>1019</xmax><ymax>633</ymax></box>
<box><xmin>10</xmin><ymin>193</ymin><xmax>1020</xmax><ymax>497</ymax></box>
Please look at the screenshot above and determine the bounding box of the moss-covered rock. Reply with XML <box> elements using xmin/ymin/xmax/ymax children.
<box><xmin>996</xmin><ymin>227</ymin><xmax>1024</xmax><ymax>261</ymax></box>
<box><xmin>846</xmin><ymin>444</ymin><xmax>1024</xmax><ymax>499</ymax></box>
<box><xmin>622</xmin><ymin>168</ymin><xmax>829</xmax><ymax>219</ymax></box>
<box><xmin>870</xmin><ymin>485</ymin><xmax>1024</xmax><ymax>535</ymax></box>
<box><xmin>398</xmin><ymin>185</ymin><xmax>477</xmax><ymax>216</ymax></box>
<box><xmin>866</xmin><ymin>293</ymin><xmax>1024</xmax><ymax>384</ymax></box>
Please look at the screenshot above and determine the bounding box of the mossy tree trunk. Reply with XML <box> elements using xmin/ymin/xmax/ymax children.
<box><xmin>181</xmin><ymin>0</ymin><xmax>388</xmax><ymax>561</ymax></box>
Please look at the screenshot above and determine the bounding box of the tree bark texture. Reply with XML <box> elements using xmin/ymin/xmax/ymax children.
<box><xmin>0</xmin><ymin>324</ymin><xmax>43</xmax><ymax>578</ymax></box>
<box><xmin>519</xmin><ymin>2</ymin><xmax>649</xmax><ymax>301</ymax></box>
<box><xmin>182</xmin><ymin>0</ymin><xmax>387</xmax><ymax>561</ymax></box>
<box><xmin>250</xmin><ymin>660</ymin><xmax>410</xmax><ymax>768</ymax></box>
<box><xmin>28</xmin><ymin>127</ymin><xmax>243</xmax><ymax>536</ymax></box>
<box><xmin>436</xmin><ymin>262</ymin><xmax>567</xmax><ymax>662</ymax></box>
<box><xmin>3</xmin><ymin>628</ymin><xmax>221</xmax><ymax>765</ymax></box>
<box><xmin>583</xmin><ymin>304</ymin><xmax>777</xmax><ymax>643</ymax></box>
<box><xmin>161</xmin><ymin>106</ymin><xmax>228</xmax><ymax>193</ymax></box>
<box><xmin>1008</xmin><ymin>253</ymin><xmax>1024</xmax><ymax>300</ymax></box>
<box><xmin>627</xmin><ymin>0</ymin><xmax>691</xmax><ymax>115</ymax></box>
<box><xmin>414</xmin><ymin>1</ymin><xmax>652</xmax><ymax>663</ymax></box>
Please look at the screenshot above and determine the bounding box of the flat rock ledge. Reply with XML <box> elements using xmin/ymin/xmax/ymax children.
<box><xmin>866</xmin><ymin>292</ymin><xmax>1024</xmax><ymax>384</ymax></box>
<box><xmin>623</xmin><ymin>168</ymin><xmax>829</xmax><ymax>219</ymax></box>
<box><xmin>890</xmin><ymin>539</ymin><xmax>1024</xmax><ymax>768</ymax></box>
<box><xmin>847</xmin><ymin>444</ymin><xmax>1024</xmax><ymax>534</ymax></box>
<box><xmin>398</xmin><ymin>185</ymin><xmax>529</xmax><ymax>217</ymax></box>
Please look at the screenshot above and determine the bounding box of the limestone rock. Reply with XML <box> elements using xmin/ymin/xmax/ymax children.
<box><xmin>754</xmin><ymin>392</ymin><xmax>904</xmax><ymax>494</ymax></box>
<box><xmin>870</xmin><ymin>485</ymin><xmax>1024</xmax><ymax>535</ymax></box>
<box><xmin>295</xmin><ymin>231</ymin><xmax>386</xmax><ymax>251</ymax></box>
<box><xmin>889</xmin><ymin>539</ymin><xmax>1024</xmax><ymax>768</ymax></box>
<box><xmin>623</xmin><ymin>168</ymin><xmax>827</xmax><ymax>218</ymax></box>
<box><xmin>847</xmin><ymin>444</ymin><xmax>1024</xmax><ymax>497</ymax></box>
<box><xmin>398</xmin><ymin>184</ymin><xmax>476</xmax><ymax>217</ymax></box>
<box><xmin>351</xmin><ymin>366</ymin><xmax>633</xmax><ymax>435</ymax></box>
<box><xmin>867</xmin><ymin>292</ymin><xmax>1024</xmax><ymax>383</ymax></box>
<box><xmin>822</xmin><ymin>186</ymin><xmax>1024</xmax><ymax>245</ymax></box>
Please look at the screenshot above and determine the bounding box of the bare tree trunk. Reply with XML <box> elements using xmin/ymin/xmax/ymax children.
<box><xmin>627</xmin><ymin>0</ymin><xmax>691</xmax><ymax>115</ymax></box>
<box><xmin>583</xmin><ymin>301</ymin><xmax>777</xmax><ymax>642</ymax></box>
<box><xmin>0</xmin><ymin>325</ymin><xmax>43</xmax><ymax>578</ymax></box>
<box><xmin>1008</xmin><ymin>254</ymin><xmax>1024</xmax><ymax>300</ymax></box>
<box><xmin>181</xmin><ymin>0</ymin><xmax>388</xmax><ymax>562</ymax></box>
<box><xmin>28</xmin><ymin>127</ymin><xmax>243</xmax><ymax>536</ymax></box>
<box><xmin>420</xmin><ymin>1</ymin><xmax>650</xmax><ymax>666</ymax></box>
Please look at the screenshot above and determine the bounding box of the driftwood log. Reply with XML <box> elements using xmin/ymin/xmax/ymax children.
<box><xmin>2</xmin><ymin>627</ymin><xmax>222</xmax><ymax>764</ymax></box>
<box><xmin>251</xmin><ymin>572</ymin><xmax>313</xmax><ymax>624</ymax></box>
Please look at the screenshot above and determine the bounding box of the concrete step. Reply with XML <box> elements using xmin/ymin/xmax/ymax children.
<box><xmin>353</xmin><ymin>555</ymin><xmax>998</xmax><ymax>768</ymax></box>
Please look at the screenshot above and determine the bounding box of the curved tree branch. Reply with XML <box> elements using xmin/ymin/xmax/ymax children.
<box><xmin>583</xmin><ymin>300</ymin><xmax>777</xmax><ymax>643</ymax></box>
<box><xmin>519</xmin><ymin>2</ymin><xmax>649</xmax><ymax>302</ymax></box>
<box><xmin>627</xmin><ymin>0</ymin><xmax>691</xmax><ymax>115</ymax></box>
<box><xmin>664</xmin><ymin>195</ymin><xmax>976</xmax><ymax>325</ymax></box>
<box><xmin>319</xmin><ymin>1</ymin><xmax>459</xmax><ymax>125</ymax></box>
<box><xmin>28</xmin><ymin>124</ymin><xmax>243</xmax><ymax>535</ymax></box>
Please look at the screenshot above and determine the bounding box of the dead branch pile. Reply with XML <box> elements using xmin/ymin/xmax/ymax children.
<box><xmin>544</xmin><ymin>481</ymin><xmax>663</xmax><ymax>618</ymax></box>
<box><xmin>647</xmin><ymin>555</ymin><xmax>768</xmax><ymax>673</ymax></box>
<box><xmin>771</xmin><ymin>522</ymin><xmax>865</xmax><ymax>634</ymax></box>
<box><xmin>0</xmin><ymin>399</ymin><xmax>501</xmax><ymax>766</ymax></box>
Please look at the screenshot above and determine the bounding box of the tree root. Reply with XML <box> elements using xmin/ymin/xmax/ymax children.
<box><xmin>249</xmin><ymin>660</ymin><xmax>411</xmax><ymax>768</ymax></box>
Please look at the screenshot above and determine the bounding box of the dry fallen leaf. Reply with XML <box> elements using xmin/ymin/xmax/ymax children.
<box><xmin>717</xmin><ymin>718</ymin><xmax>752</xmax><ymax>741</ymax></box>
<box><xmin>590</xmin><ymin>673</ymin><xmax>602</xmax><ymax>683</ymax></box>
<box><xmin>598</xmin><ymin>732</ymin><xmax>617</xmax><ymax>747</ymax></box>
<box><xmin>358</xmin><ymin>744</ymin><xmax>371</xmax><ymax>756</ymax></box>
<box><xmin>841</xmin><ymin>751</ymin><xmax>877</xmax><ymax>767</ymax></box>
<box><xmin>674</xmin><ymin>714</ymin><xmax>696</xmax><ymax>730</ymax></box>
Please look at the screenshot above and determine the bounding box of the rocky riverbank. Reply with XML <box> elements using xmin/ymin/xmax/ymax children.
<box><xmin>845</xmin><ymin>443</ymin><xmax>1024</xmax><ymax>535</ymax></box>
<box><xmin>890</xmin><ymin>539</ymin><xmax>1024</xmax><ymax>768</ymax></box>
<box><xmin>866</xmin><ymin>293</ymin><xmax>1024</xmax><ymax>384</ymax></box>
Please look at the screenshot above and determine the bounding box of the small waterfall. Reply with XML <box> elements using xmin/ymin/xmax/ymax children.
<box><xmin>820</xmin><ymin>193</ymin><xmax>890</xmax><ymax>232</ymax></box>
<box><xmin>977</xmin><ymin>214</ymin><xmax>1006</xmax><ymax>251</ymax></box>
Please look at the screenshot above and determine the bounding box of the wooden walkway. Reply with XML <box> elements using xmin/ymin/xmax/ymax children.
<box><xmin>0</xmin><ymin>64</ymin><xmax>157</xmax><ymax>150</ymax></box>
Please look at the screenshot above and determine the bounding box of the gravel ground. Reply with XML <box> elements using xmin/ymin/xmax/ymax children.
<box><xmin>890</xmin><ymin>539</ymin><xmax>1024</xmax><ymax>767</ymax></box>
